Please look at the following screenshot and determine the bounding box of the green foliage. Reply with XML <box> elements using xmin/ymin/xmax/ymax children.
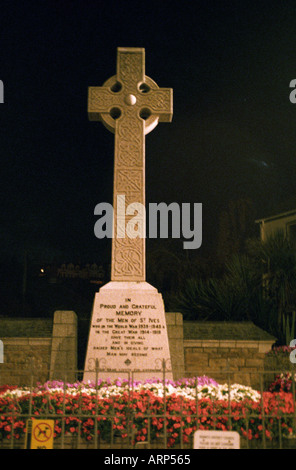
<box><xmin>172</xmin><ymin>231</ymin><xmax>296</xmax><ymax>344</ymax></box>
<box><xmin>171</xmin><ymin>254</ymin><xmax>265</xmax><ymax>321</ymax></box>
<box><xmin>282</xmin><ymin>311</ymin><xmax>296</xmax><ymax>345</ymax></box>
<box><xmin>247</xmin><ymin>230</ymin><xmax>296</xmax><ymax>342</ymax></box>
<box><xmin>170</xmin><ymin>277</ymin><xmax>240</xmax><ymax>321</ymax></box>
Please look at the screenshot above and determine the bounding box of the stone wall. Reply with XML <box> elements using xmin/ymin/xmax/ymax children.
<box><xmin>181</xmin><ymin>321</ymin><xmax>276</xmax><ymax>389</ymax></box>
<box><xmin>264</xmin><ymin>353</ymin><xmax>293</xmax><ymax>372</ymax></box>
<box><xmin>0</xmin><ymin>338</ymin><xmax>52</xmax><ymax>386</ymax></box>
<box><xmin>0</xmin><ymin>312</ymin><xmax>278</xmax><ymax>389</ymax></box>
<box><xmin>164</xmin><ymin>318</ymin><xmax>276</xmax><ymax>388</ymax></box>
<box><xmin>184</xmin><ymin>340</ymin><xmax>270</xmax><ymax>389</ymax></box>
<box><xmin>0</xmin><ymin>311</ymin><xmax>77</xmax><ymax>386</ymax></box>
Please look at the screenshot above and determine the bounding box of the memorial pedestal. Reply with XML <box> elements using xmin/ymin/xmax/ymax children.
<box><xmin>84</xmin><ymin>282</ymin><xmax>172</xmax><ymax>382</ymax></box>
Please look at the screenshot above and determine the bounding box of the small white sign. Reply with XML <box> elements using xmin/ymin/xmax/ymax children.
<box><xmin>0</xmin><ymin>80</ymin><xmax>3</xmax><ymax>103</ymax></box>
<box><xmin>194</xmin><ymin>430</ymin><xmax>240</xmax><ymax>449</ymax></box>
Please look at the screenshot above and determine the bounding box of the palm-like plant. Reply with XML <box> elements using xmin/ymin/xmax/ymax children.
<box><xmin>247</xmin><ymin>230</ymin><xmax>296</xmax><ymax>343</ymax></box>
<box><xmin>171</xmin><ymin>230</ymin><xmax>296</xmax><ymax>343</ymax></box>
<box><xmin>170</xmin><ymin>277</ymin><xmax>241</xmax><ymax>321</ymax></box>
<box><xmin>171</xmin><ymin>254</ymin><xmax>265</xmax><ymax>322</ymax></box>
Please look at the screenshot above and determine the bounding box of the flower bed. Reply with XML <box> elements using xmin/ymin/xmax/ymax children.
<box><xmin>266</xmin><ymin>345</ymin><xmax>296</xmax><ymax>357</ymax></box>
<box><xmin>264</xmin><ymin>346</ymin><xmax>296</xmax><ymax>391</ymax></box>
<box><xmin>268</xmin><ymin>372</ymin><xmax>296</xmax><ymax>393</ymax></box>
<box><xmin>0</xmin><ymin>376</ymin><xmax>295</xmax><ymax>448</ymax></box>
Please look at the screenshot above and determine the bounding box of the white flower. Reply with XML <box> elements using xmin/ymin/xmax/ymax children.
<box><xmin>0</xmin><ymin>380</ymin><xmax>261</xmax><ymax>403</ymax></box>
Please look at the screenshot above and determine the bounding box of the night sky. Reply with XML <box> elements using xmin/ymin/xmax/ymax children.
<box><xmin>1</xmin><ymin>1</ymin><xmax>296</xmax><ymax>268</ymax></box>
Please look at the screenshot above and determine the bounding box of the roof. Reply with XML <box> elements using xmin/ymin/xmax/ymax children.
<box><xmin>255</xmin><ymin>208</ymin><xmax>296</xmax><ymax>224</ymax></box>
<box><xmin>183</xmin><ymin>321</ymin><xmax>276</xmax><ymax>342</ymax></box>
<box><xmin>0</xmin><ymin>318</ymin><xmax>53</xmax><ymax>338</ymax></box>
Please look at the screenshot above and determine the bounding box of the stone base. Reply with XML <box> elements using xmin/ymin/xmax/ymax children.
<box><xmin>84</xmin><ymin>282</ymin><xmax>172</xmax><ymax>382</ymax></box>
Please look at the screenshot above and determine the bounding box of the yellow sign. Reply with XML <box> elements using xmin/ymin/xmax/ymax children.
<box><xmin>25</xmin><ymin>419</ymin><xmax>54</xmax><ymax>449</ymax></box>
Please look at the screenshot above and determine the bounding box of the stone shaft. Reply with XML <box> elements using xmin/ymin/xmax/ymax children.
<box><xmin>88</xmin><ymin>48</ymin><xmax>173</xmax><ymax>281</ymax></box>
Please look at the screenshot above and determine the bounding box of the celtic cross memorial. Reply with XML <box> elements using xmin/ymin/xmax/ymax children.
<box><xmin>84</xmin><ymin>48</ymin><xmax>173</xmax><ymax>381</ymax></box>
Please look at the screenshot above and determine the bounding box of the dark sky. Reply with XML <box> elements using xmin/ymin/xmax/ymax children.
<box><xmin>1</xmin><ymin>1</ymin><xmax>296</xmax><ymax>266</ymax></box>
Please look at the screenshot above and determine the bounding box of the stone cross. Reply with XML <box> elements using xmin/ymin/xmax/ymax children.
<box><xmin>88</xmin><ymin>47</ymin><xmax>173</xmax><ymax>281</ymax></box>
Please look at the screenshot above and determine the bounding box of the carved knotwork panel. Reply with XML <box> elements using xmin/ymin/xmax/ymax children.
<box><xmin>112</xmin><ymin>236</ymin><xmax>145</xmax><ymax>279</ymax></box>
<box><xmin>116</xmin><ymin>109</ymin><xmax>144</xmax><ymax>168</ymax></box>
<box><xmin>117</xmin><ymin>50</ymin><xmax>144</xmax><ymax>87</ymax></box>
<box><xmin>88</xmin><ymin>48</ymin><xmax>172</xmax><ymax>281</ymax></box>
